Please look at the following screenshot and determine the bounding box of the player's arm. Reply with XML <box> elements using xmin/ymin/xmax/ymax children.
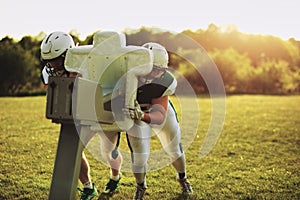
<box><xmin>69</xmin><ymin>72</ymin><xmax>79</xmax><ymax>77</ymax></box>
<box><xmin>126</xmin><ymin>96</ymin><xmax>168</xmax><ymax>125</ymax></box>
<box><xmin>142</xmin><ymin>95</ymin><xmax>168</xmax><ymax>125</ymax></box>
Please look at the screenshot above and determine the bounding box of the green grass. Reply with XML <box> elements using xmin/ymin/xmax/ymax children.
<box><xmin>0</xmin><ymin>95</ymin><xmax>299</xmax><ymax>199</ymax></box>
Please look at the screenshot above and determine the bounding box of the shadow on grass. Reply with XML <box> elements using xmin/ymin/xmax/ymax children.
<box><xmin>97</xmin><ymin>192</ymin><xmax>113</xmax><ymax>200</ymax></box>
<box><xmin>171</xmin><ymin>193</ymin><xmax>196</xmax><ymax>200</ymax></box>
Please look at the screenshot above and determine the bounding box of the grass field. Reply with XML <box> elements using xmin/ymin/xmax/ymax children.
<box><xmin>0</xmin><ymin>95</ymin><xmax>299</xmax><ymax>200</ymax></box>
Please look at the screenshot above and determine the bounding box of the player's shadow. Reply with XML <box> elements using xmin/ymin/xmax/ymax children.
<box><xmin>97</xmin><ymin>192</ymin><xmax>113</xmax><ymax>200</ymax></box>
<box><xmin>172</xmin><ymin>193</ymin><xmax>194</xmax><ymax>200</ymax></box>
<box><xmin>97</xmin><ymin>191</ymin><xmax>194</xmax><ymax>200</ymax></box>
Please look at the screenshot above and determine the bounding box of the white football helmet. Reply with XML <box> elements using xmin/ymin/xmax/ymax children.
<box><xmin>40</xmin><ymin>31</ymin><xmax>75</xmax><ymax>60</ymax></box>
<box><xmin>142</xmin><ymin>42</ymin><xmax>168</xmax><ymax>69</ymax></box>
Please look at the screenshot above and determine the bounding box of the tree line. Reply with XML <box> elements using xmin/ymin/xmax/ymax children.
<box><xmin>0</xmin><ymin>24</ymin><xmax>299</xmax><ymax>96</ymax></box>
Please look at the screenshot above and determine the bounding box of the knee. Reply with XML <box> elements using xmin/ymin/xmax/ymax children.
<box><xmin>131</xmin><ymin>153</ymin><xmax>149</xmax><ymax>173</ymax></box>
<box><xmin>164</xmin><ymin>143</ymin><xmax>184</xmax><ymax>161</ymax></box>
<box><xmin>101</xmin><ymin>148</ymin><xmax>120</xmax><ymax>163</ymax></box>
<box><xmin>131</xmin><ymin>152</ymin><xmax>149</xmax><ymax>167</ymax></box>
<box><xmin>111</xmin><ymin>148</ymin><xmax>119</xmax><ymax>159</ymax></box>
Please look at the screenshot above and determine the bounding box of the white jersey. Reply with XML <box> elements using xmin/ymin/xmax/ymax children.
<box><xmin>41</xmin><ymin>66</ymin><xmax>50</xmax><ymax>84</ymax></box>
<box><xmin>41</xmin><ymin>65</ymin><xmax>69</xmax><ymax>85</ymax></box>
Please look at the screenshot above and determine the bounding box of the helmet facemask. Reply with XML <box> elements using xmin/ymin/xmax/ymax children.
<box><xmin>139</xmin><ymin>65</ymin><xmax>167</xmax><ymax>84</ymax></box>
<box><xmin>43</xmin><ymin>54</ymin><xmax>68</xmax><ymax>77</ymax></box>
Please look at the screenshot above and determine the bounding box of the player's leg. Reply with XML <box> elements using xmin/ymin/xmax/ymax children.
<box><xmin>79</xmin><ymin>152</ymin><xmax>92</xmax><ymax>184</ymax></box>
<box><xmin>156</xmin><ymin>103</ymin><xmax>185</xmax><ymax>172</ymax></box>
<box><xmin>99</xmin><ymin>132</ymin><xmax>122</xmax><ymax>194</ymax></box>
<box><xmin>126</xmin><ymin>121</ymin><xmax>151</xmax><ymax>199</ymax></box>
<box><xmin>79</xmin><ymin>152</ymin><xmax>98</xmax><ymax>200</ymax></box>
<box><xmin>155</xmin><ymin>102</ymin><xmax>193</xmax><ymax>194</ymax></box>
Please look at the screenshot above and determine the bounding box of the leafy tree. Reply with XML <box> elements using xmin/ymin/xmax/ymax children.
<box><xmin>209</xmin><ymin>48</ymin><xmax>254</xmax><ymax>93</ymax></box>
<box><xmin>253</xmin><ymin>59</ymin><xmax>300</xmax><ymax>94</ymax></box>
<box><xmin>126</xmin><ymin>27</ymin><xmax>156</xmax><ymax>45</ymax></box>
<box><xmin>0</xmin><ymin>37</ymin><xmax>40</xmax><ymax>96</ymax></box>
<box><xmin>1</xmin><ymin>25</ymin><xmax>300</xmax><ymax>95</ymax></box>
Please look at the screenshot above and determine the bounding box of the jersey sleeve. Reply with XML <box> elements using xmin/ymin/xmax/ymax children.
<box><xmin>162</xmin><ymin>75</ymin><xmax>177</xmax><ymax>96</ymax></box>
<box><xmin>41</xmin><ymin>66</ymin><xmax>49</xmax><ymax>85</ymax></box>
<box><xmin>162</xmin><ymin>73</ymin><xmax>177</xmax><ymax>96</ymax></box>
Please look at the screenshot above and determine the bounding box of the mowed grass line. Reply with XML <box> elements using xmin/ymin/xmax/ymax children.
<box><xmin>0</xmin><ymin>95</ymin><xmax>299</xmax><ymax>199</ymax></box>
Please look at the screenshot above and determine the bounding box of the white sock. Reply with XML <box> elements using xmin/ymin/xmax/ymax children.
<box><xmin>83</xmin><ymin>181</ymin><xmax>93</xmax><ymax>189</ymax></box>
<box><xmin>111</xmin><ymin>174</ymin><xmax>120</xmax><ymax>181</ymax></box>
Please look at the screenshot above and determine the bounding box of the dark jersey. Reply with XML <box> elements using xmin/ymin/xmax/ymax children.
<box><xmin>137</xmin><ymin>71</ymin><xmax>177</xmax><ymax>105</ymax></box>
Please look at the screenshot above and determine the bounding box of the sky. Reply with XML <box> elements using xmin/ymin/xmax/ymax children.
<box><xmin>1</xmin><ymin>0</ymin><xmax>300</xmax><ymax>40</ymax></box>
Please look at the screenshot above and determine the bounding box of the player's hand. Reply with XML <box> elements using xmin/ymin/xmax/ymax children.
<box><xmin>124</xmin><ymin>100</ymin><xmax>145</xmax><ymax>121</ymax></box>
